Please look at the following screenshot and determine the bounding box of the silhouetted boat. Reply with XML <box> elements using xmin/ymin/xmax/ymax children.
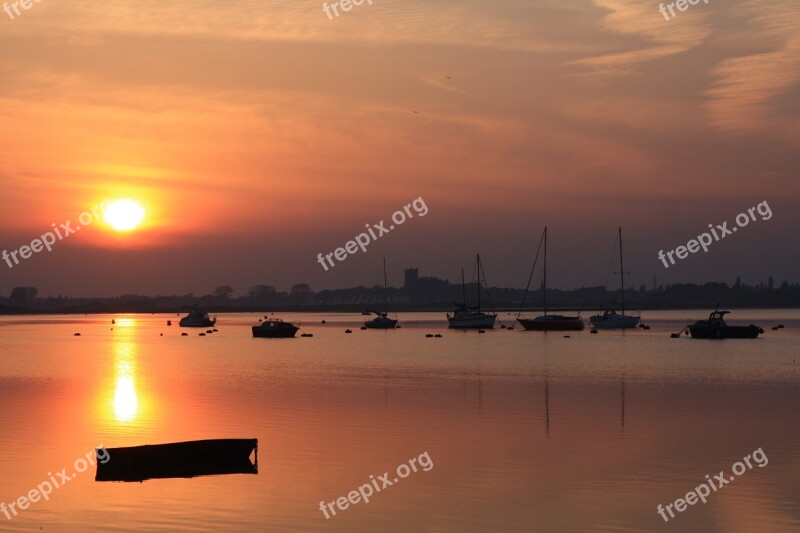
<box><xmin>252</xmin><ymin>319</ymin><xmax>299</xmax><ymax>338</ymax></box>
<box><xmin>448</xmin><ymin>306</ymin><xmax>496</xmax><ymax>329</ymax></box>
<box><xmin>517</xmin><ymin>227</ymin><xmax>584</xmax><ymax>331</ymax></box>
<box><xmin>519</xmin><ymin>314</ymin><xmax>585</xmax><ymax>331</ymax></box>
<box><xmin>95</xmin><ymin>439</ymin><xmax>258</xmax><ymax>482</ymax></box>
<box><xmin>448</xmin><ymin>255</ymin><xmax>497</xmax><ymax>329</ymax></box>
<box><xmin>364</xmin><ymin>313</ymin><xmax>398</xmax><ymax>329</ymax></box>
<box><xmin>689</xmin><ymin>310</ymin><xmax>764</xmax><ymax>339</ymax></box>
<box><xmin>365</xmin><ymin>257</ymin><xmax>398</xmax><ymax>329</ymax></box>
<box><xmin>179</xmin><ymin>308</ymin><xmax>216</xmax><ymax>328</ymax></box>
<box><xmin>590</xmin><ymin>310</ymin><xmax>639</xmax><ymax>329</ymax></box>
<box><xmin>590</xmin><ymin>227</ymin><xmax>640</xmax><ymax>329</ymax></box>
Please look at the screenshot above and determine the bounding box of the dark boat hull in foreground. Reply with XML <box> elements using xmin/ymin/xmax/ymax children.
<box><xmin>96</xmin><ymin>439</ymin><xmax>258</xmax><ymax>482</ymax></box>
<box><xmin>518</xmin><ymin>315</ymin><xmax>585</xmax><ymax>331</ymax></box>
<box><xmin>689</xmin><ymin>311</ymin><xmax>764</xmax><ymax>339</ymax></box>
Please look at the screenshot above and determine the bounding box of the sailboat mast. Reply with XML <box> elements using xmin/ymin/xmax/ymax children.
<box><xmin>543</xmin><ymin>227</ymin><xmax>548</xmax><ymax>316</ymax></box>
<box><xmin>618</xmin><ymin>226</ymin><xmax>625</xmax><ymax>315</ymax></box>
<box><xmin>476</xmin><ymin>254</ymin><xmax>481</xmax><ymax>311</ymax></box>
<box><xmin>461</xmin><ymin>268</ymin><xmax>466</xmax><ymax>306</ymax></box>
<box><xmin>383</xmin><ymin>257</ymin><xmax>388</xmax><ymax>314</ymax></box>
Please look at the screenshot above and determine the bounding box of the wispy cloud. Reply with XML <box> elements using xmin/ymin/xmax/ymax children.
<box><xmin>705</xmin><ymin>0</ymin><xmax>800</xmax><ymax>134</ymax></box>
<box><xmin>574</xmin><ymin>0</ymin><xmax>713</xmax><ymax>76</ymax></box>
<box><xmin>5</xmin><ymin>0</ymin><xmax>588</xmax><ymax>53</ymax></box>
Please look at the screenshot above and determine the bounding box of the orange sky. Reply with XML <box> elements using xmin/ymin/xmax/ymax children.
<box><xmin>0</xmin><ymin>0</ymin><xmax>798</xmax><ymax>296</ymax></box>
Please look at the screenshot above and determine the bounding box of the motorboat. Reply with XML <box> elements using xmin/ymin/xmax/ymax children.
<box><xmin>252</xmin><ymin>319</ymin><xmax>299</xmax><ymax>338</ymax></box>
<box><xmin>688</xmin><ymin>310</ymin><xmax>764</xmax><ymax>339</ymax></box>
<box><xmin>179</xmin><ymin>309</ymin><xmax>216</xmax><ymax>328</ymax></box>
<box><xmin>364</xmin><ymin>312</ymin><xmax>398</xmax><ymax>329</ymax></box>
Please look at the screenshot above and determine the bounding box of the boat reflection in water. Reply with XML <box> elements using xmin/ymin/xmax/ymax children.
<box><xmin>541</xmin><ymin>378</ymin><xmax>627</xmax><ymax>436</ymax></box>
<box><xmin>96</xmin><ymin>439</ymin><xmax>259</xmax><ymax>482</ymax></box>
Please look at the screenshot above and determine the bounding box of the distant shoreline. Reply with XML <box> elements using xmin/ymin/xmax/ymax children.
<box><xmin>3</xmin><ymin>278</ymin><xmax>798</xmax><ymax>316</ymax></box>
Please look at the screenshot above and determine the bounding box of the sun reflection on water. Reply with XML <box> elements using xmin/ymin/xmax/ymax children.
<box><xmin>111</xmin><ymin>341</ymin><xmax>140</xmax><ymax>423</ymax></box>
<box><xmin>114</xmin><ymin>375</ymin><xmax>138</xmax><ymax>422</ymax></box>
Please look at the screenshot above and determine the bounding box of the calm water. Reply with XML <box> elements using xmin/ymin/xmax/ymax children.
<box><xmin>0</xmin><ymin>310</ymin><xmax>799</xmax><ymax>532</ymax></box>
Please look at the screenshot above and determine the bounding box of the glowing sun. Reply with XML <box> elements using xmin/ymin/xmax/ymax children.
<box><xmin>104</xmin><ymin>199</ymin><xmax>145</xmax><ymax>232</ymax></box>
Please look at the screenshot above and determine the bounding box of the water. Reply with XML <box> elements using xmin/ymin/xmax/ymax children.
<box><xmin>0</xmin><ymin>310</ymin><xmax>799</xmax><ymax>531</ymax></box>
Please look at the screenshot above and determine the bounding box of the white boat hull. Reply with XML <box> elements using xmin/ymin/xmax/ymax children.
<box><xmin>589</xmin><ymin>314</ymin><xmax>640</xmax><ymax>329</ymax></box>
<box><xmin>447</xmin><ymin>314</ymin><xmax>496</xmax><ymax>329</ymax></box>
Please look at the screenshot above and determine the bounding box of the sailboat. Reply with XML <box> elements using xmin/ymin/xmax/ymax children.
<box><xmin>590</xmin><ymin>227</ymin><xmax>640</xmax><ymax>329</ymax></box>
<box><xmin>364</xmin><ymin>257</ymin><xmax>398</xmax><ymax>329</ymax></box>
<box><xmin>447</xmin><ymin>254</ymin><xmax>497</xmax><ymax>329</ymax></box>
<box><xmin>517</xmin><ymin>227</ymin><xmax>584</xmax><ymax>331</ymax></box>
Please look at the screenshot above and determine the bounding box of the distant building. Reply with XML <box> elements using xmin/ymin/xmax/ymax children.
<box><xmin>404</xmin><ymin>268</ymin><xmax>419</xmax><ymax>289</ymax></box>
<box><xmin>402</xmin><ymin>267</ymin><xmax>459</xmax><ymax>303</ymax></box>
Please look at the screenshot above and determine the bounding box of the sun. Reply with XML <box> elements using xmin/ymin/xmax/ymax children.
<box><xmin>104</xmin><ymin>199</ymin><xmax>146</xmax><ymax>232</ymax></box>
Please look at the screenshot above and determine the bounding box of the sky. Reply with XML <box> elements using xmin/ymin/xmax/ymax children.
<box><xmin>0</xmin><ymin>0</ymin><xmax>798</xmax><ymax>297</ymax></box>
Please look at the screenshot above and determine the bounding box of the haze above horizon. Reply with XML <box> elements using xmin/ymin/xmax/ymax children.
<box><xmin>1</xmin><ymin>0</ymin><xmax>798</xmax><ymax>297</ymax></box>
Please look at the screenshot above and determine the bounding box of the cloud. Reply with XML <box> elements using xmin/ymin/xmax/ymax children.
<box><xmin>705</xmin><ymin>0</ymin><xmax>800</xmax><ymax>134</ymax></box>
<box><xmin>574</xmin><ymin>0</ymin><xmax>713</xmax><ymax>76</ymax></box>
<box><xmin>5</xmin><ymin>0</ymin><xmax>589</xmax><ymax>53</ymax></box>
